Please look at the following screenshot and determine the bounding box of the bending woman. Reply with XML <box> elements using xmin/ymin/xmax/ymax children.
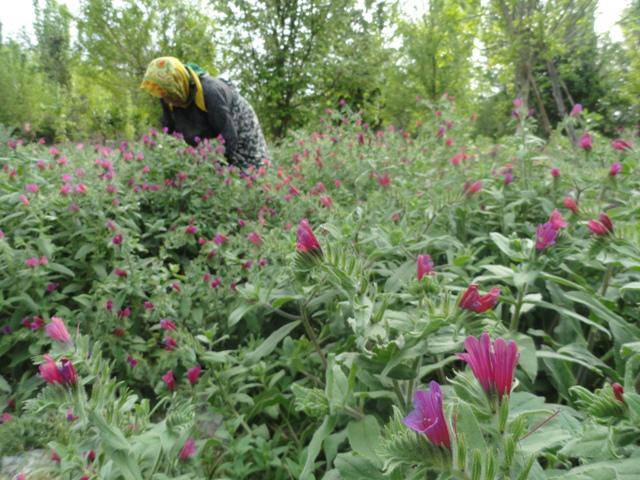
<box><xmin>140</xmin><ymin>57</ymin><xmax>269</xmax><ymax>168</ymax></box>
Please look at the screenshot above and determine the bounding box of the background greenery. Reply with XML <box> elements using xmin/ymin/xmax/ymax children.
<box><xmin>0</xmin><ymin>0</ymin><xmax>638</xmax><ymax>142</ymax></box>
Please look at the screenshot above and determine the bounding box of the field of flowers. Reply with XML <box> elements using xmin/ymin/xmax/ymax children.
<box><xmin>0</xmin><ymin>99</ymin><xmax>639</xmax><ymax>480</ymax></box>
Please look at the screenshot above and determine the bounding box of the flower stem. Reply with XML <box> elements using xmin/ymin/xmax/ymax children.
<box><xmin>509</xmin><ymin>285</ymin><xmax>527</xmax><ymax>332</ymax></box>
<box><xmin>300</xmin><ymin>305</ymin><xmax>327</xmax><ymax>370</ymax></box>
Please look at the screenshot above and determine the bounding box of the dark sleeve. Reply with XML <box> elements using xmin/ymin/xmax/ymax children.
<box><xmin>203</xmin><ymin>79</ymin><xmax>238</xmax><ymax>161</ymax></box>
<box><xmin>160</xmin><ymin>100</ymin><xmax>175</xmax><ymax>133</ymax></box>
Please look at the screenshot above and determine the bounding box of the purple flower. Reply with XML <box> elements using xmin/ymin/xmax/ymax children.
<box><xmin>458</xmin><ymin>333</ymin><xmax>519</xmax><ymax>400</ymax></box>
<box><xmin>610</xmin><ymin>162</ymin><xmax>622</xmax><ymax>177</ymax></box>
<box><xmin>179</xmin><ymin>438</ymin><xmax>197</xmax><ymax>460</ymax></box>
<box><xmin>403</xmin><ymin>381</ymin><xmax>451</xmax><ymax>449</ymax></box>
<box><xmin>570</xmin><ymin>104</ymin><xmax>582</xmax><ymax>117</ymax></box>
<box><xmin>417</xmin><ymin>254</ymin><xmax>434</xmax><ymax>281</ymax></box>
<box><xmin>535</xmin><ymin>222</ymin><xmax>558</xmax><ymax>250</ymax></box>
<box><xmin>578</xmin><ymin>133</ymin><xmax>592</xmax><ymax>151</ymax></box>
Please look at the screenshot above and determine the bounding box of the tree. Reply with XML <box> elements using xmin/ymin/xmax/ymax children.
<box><xmin>33</xmin><ymin>0</ymin><xmax>72</xmax><ymax>87</ymax></box>
<box><xmin>212</xmin><ymin>0</ymin><xmax>393</xmax><ymax>138</ymax></box>
<box><xmin>382</xmin><ymin>0</ymin><xmax>480</xmax><ymax>127</ymax></box>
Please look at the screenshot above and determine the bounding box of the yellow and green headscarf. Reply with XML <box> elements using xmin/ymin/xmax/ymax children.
<box><xmin>140</xmin><ymin>56</ymin><xmax>207</xmax><ymax>112</ymax></box>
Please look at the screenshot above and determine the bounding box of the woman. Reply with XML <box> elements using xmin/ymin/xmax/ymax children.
<box><xmin>140</xmin><ymin>57</ymin><xmax>269</xmax><ymax>168</ymax></box>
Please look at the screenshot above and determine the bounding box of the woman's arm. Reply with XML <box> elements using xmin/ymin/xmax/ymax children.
<box><xmin>160</xmin><ymin>100</ymin><xmax>175</xmax><ymax>133</ymax></box>
<box><xmin>204</xmin><ymin>79</ymin><xmax>239</xmax><ymax>161</ymax></box>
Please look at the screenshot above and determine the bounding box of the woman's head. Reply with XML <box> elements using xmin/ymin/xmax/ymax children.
<box><xmin>140</xmin><ymin>57</ymin><xmax>192</xmax><ymax>107</ymax></box>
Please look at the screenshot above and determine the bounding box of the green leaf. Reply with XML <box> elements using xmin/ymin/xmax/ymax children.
<box><xmin>300</xmin><ymin>415</ymin><xmax>338</xmax><ymax>480</ymax></box>
<box><xmin>334</xmin><ymin>453</ymin><xmax>386</xmax><ymax>479</ymax></box>
<box><xmin>346</xmin><ymin>415</ymin><xmax>382</xmax><ymax>464</ymax></box>
<box><xmin>228</xmin><ymin>303</ymin><xmax>256</xmax><ymax>328</ymax></box>
<box><xmin>244</xmin><ymin>320</ymin><xmax>300</xmax><ymax>364</ymax></box>
<box><xmin>47</xmin><ymin>262</ymin><xmax>75</xmax><ymax>277</ymax></box>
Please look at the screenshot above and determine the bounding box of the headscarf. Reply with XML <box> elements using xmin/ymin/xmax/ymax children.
<box><xmin>140</xmin><ymin>57</ymin><xmax>207</xmax><ymax>112</ymax></box>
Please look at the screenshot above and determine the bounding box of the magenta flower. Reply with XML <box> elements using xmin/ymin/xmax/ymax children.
<box><xmin>296</xmin><ymin>219</ymin><xmax>322</xmax><ymax>254</ymax></box>
<box><xmin>45</xmin><ymin>317</ymin><xmax>71</xmax><ymax>343</ymax></box>
<box><xmin>19</xmin><ymin>195</ymin><xmax>30</xmax><ymax>206</ymax></box>
<box><xmin>25</xmin><ymin>183</ymin><xmax>39</xmax><ymax>193</ymax></box>
<box><xmin>458</xmin><ymin>333</ymin><xmax>519</xmax><ymax>400</ymax></box>
<box><xmin>377</xmin><ymin>173</ymin><xmax>391</xmax><ymax>187</ymax></box>
<box><xmin>163</xmin><ymin>336</ymin><xmax>177</xmax><ymax>351</ymax></box>
<box><xmin>503</xmin><ymin>171</ymin><xmax>513</xmax><ymax>186</ymax></box>
<box><xmin>459</xmin><ymin>285</ymin><xmax>500</xmax><ymax>313</ymax></box>
<box><xmin>210</xmin><ymin>278</ymin><xmax>222</xmax><ymax>289</ymax></box>
<box><xmin>417</xmin><ymin>254</ymin><xmax>434</xmax><ymax>281</ymax></box>
<box><xmin>550</xmin><ymin>167</ymin><xmax>560</xmax><ymax>178</ymax></box>
<box><xmin>578</xmin><ymin>133</ymin><xmax>592</xmax><ymax>151</ymax></box>
<box><xmin>535</xmin><ymin>222</ymin><xmax>558</xmax><ymax>250</ymax></box>
<box><xmin>112</xmin><ymin>234</ymin><xmax>123</xmax><ymax>245</ymax></box>
<box><xmin>162</xmin><ymin>370</ymin><xmax>176</xmax><ymax>391</ymax></box>
<box><xmin>179</xmin><ymin>438</ymin><xmax>197</xmax><ymax>460</ymax></box>
<box><xmin>187</xmin><ymin>365</ymin><xmax>202</xmax><ymax>385</ymax></box>
<box><xmin>126</xmin><ymin>355</ymin><xmax>138</xmax><ymax>368</ymax></box>
<box><xmin>402</xmin><ymin>381</ymin><xmax>451</xmax><ymax>449</ymax></box>
<box><xmin>610</xmin><ymin>162</ymin><xmax>622</xmax><ymax>176</ymax></box>
<box><xmin>185</xmin><ymin>225</ymin><xmax>198</xmax><ymax>235</ymax></box>
<box><xmin>214</xmin><ymin>233</ymin><xmax>228</xmax><ymax>245</ymax></box>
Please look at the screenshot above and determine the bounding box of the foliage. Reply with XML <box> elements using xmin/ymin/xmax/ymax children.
<box><xmin>1</xmin><ymin>97</ymin><xmax>640</xmax><ymax>478</ymax></box>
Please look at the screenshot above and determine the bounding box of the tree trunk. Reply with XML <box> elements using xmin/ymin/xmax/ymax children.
<box><xmin>547</xmin><ymin>59</ymin><xmax>577</xmax><ymax>144</ymax></box>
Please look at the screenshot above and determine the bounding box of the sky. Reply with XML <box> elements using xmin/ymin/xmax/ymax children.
<box><xmin>0</xmin><ymin>0</ymin><xmax>630</xmax><ymax>42</ymax></box>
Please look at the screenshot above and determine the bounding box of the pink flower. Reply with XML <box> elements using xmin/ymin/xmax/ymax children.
<box><xmin>162</xmin><ymin>370</ymin><xmax>175</xmax><ymax>391</ymax></box>
<box><xmin>45</xmin><ymin>317</ymin><xmax>71</xmax><ymax>343</ymax></box>
<box><xmin>19</xmin><ymin>194</ymin><xmax>30</xmax><ymax>206</ymax></box>
<box><xmin>0</xmin><ymin>229</ymin><xmax>4</xmax><ymax>239</ymax></box>
<box><xmin>210</xmin><ymin>278</ymin><xmax>222</xmax><ymax>289</ymax></box>
<box><xmin>464</xmin><ymin>180</ymin><xmax>483</xmax><ymax>196</ymax></box>
<box><xmin>319</xmin><ymin>196</ymin><xmax>333</xmax><ymax>208</ymax></box>
<box><xmin>535</xmin><ymin>222</ymin><xmax>558</xmax><ymax>250</ymax></box>
<box><xmin>114</xmin><ymin>268</ymin><xmax>128</xmax><ymax>277</ymax></box>
<box><xmin>459</xmin><ymin>284</ymin><xmax>500</xmax><ymax>313</ymax></box>
<box><xmin>550</xmin><ymin>167</ymin><xmax>560</xmax><ymax>178</ymax></box>
<box><xmin>25</xmin><ymin>257</ymin><xmax>40</xmax><ymax>268</ymax></box>
<box><xmin>38</xmin><ymin>355</ymin><xmax>76</xmax><ymax>386</ymax></box>
<box><xmin>163</xmin><ymin>336</ymin><xmax>177</xmax><ymax>351</ymax></box>
<box><xmin>513</xmin><ymin>98</ymin><xmax>523</xmax><ymax>108</ymax></box>
<box><xmin>160</xmin><ymin>319</ymin><xmax>177</xmax><ymax>331</ymax></box>
<box><xmin>612</xmin><ymin>383</ymin><xmax>624</xmax><ymax>403</ymax></box>
<box><xmin>611</xmin><ymin>139</ymin><xmax>632</xmax><ymax>151</ymax></box>
<box><xmin>214</xmin><ymin>233</ymin><xmax>228</xmax><ymax>245</ymax></box>
<box><xmin>126</xmin><ymin>355</ymin><xmax>138</xmax><ymax>368</ymax></box>
<box><xmin>144</xmin><ymin>301</ymin><xmax>155</xmax><ymax>310</ymax></box>
<box><xmin>25</xmin><ymin>183</ymin><xmax>39</xmax><ymax>193</ymax></box>
<box><xmin>296</xmin><ymin>219</ymin><xmax>322</xmax><ymax>254</ymax></box>
<box><xmin>247</xmin><ymin>231</ymin><xmax>262</xmax><ymax>246</ymax></box>
<box><xmin>570</xmin><ymin>103</ymin><xmax>582</xmax><ymax>117</ymax></box>
<box><xmin>39</xmin><ymin>256</ymin><xmax>48</xmax><ymax>265</ymax></box>
<box><xmin>588</xmin><ymin>213</ymin><xmax>613</xmax><ymax>236</ymax></box>
<box><xmin>503</xmin><ymin>172</ymin><xmax>513</xmax><ymax>186</ymax></box>
<box><xmin>610</xmin><ymin>162</ymin><xmax>622</xmax><ymax>176</ymax></box>
<box><xmin>458</xmin><ymin>333</ymin><xmax>519</xmax><ymax>400</ymax></box>
<box><xmin>377</xmin><ymin>173</ymin><xmax>391</xmax><ymax>187</ymax></box>
<box><xmin>74</xmin><ymin>183</ymin><xmax>87</xmax><ymax>194</ymax></box>
<box><xmin>548</xmin><ymin>209</ymin><xmax>567</xmax><ymax>230</ymax></box>
<box><xmin>39</xmin><ymin>355</ymin><xmax>62</xmax><ymax>384</ymax></box>
<box><xmin>185</xmin><ymin>225</ymin><xmax>198</xmax><ymax>234</ymax></box>
<box><xmin>112</xmin><ymin>234</ymin><xmax>123</xmax><ymax>245</ymax></box>
<box><xmin>578</xmin><ymin>133</ymin><xmax>592</xmax><ymax>151</ymax></box>
<box><xmin>179</xmin><ymin>438</ymin><xmax>197</xmax><ymax>460</ymax></box>
<box><xmin>563</xmin><ymin>197</ymin><xmax>578</xmax><ymax>214</ymax></box>
<box><xmin>417</xmin><ymin>254</ymin><xmax>434</xmax><ymax>281</ymax></box>
<box><xmin>402</xmin><ymin>381</ymin><xmax>451</xmax><ymax>449</ymax></box>
<box><xmin>187</xmin><ymin>365</ymin><xmax>202</xmax><ymax>385</ymax></box>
